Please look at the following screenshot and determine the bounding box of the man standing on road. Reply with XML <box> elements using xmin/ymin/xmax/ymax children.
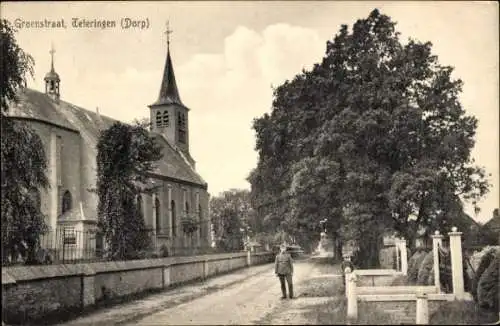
<box><xmin>275</xmin><ymin>244</ymin><xmax>294</xmax><ymax>299</ymax></box>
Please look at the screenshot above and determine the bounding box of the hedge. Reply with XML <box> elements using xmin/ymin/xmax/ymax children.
<box><xmin>417</xmin><ymin>251</ymin><xmax>434</xmax><ymax>285</ymax></box>
<box><xmin>407</xmin><ymin>249</ymin><xmax>428</xmax><ymax>285</ymax></box>
<box><xmin>477</xmin><ymin>252</ymin><xmax>499</xmax><ymax>311</ymax></box>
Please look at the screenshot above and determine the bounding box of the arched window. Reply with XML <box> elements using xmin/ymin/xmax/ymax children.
<box><xmin>156</xmin><ymin>111</ymin><xmax>162</xmax><ymax>127</ymax></box>
<box><xmin>177</xmin><ymin>112</ymin><xmax>186</xmax><ymax>144</ymax></box>
<box><xmin>62</xmin><ymin>190</ymin><xmax>72</xmax><ymax>214</ymax></box>
<box><xmin>155</xmin><ymin>197</ymin><xmax>161</xmax><ymax>233</ymax></box>
<box><xmin>171</xmin><ymin>200</ymin><xmax>176</xmax><ymax>237</ymax></box>
<box><xmin>162</xmin><ymin>111</ymin><xmax>169</xmax><ymax>127</ymax></box>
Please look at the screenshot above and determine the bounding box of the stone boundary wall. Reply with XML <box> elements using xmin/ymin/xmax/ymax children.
<box><xmin>2</xmin><ymin>251</ymin><xmax>274</xmax><ymax>324</ymax></box>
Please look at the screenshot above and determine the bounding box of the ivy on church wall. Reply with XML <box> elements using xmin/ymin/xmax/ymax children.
<box><xmin>96</xmin><ymin>120</ymin><xmax>163</xmax><ymax>260</ymax></box>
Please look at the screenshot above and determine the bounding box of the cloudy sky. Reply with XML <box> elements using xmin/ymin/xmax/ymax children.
<box><xmin>2</xmin><ymin>1</ymin><xmax>498</xmax><ymax>224</ymax></box>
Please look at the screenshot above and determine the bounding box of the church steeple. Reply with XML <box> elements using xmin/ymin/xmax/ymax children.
<box><xmin>150</xmin><ymin>21</ymin><xmax>183</xmax><ymax>107</ymax></box>
<box><xmin>44</xmin><ymin>43</ymin><xmax>60</xmax><ymax>102</ymax></box>
<box><xmin>149</xmin><ymin>21</ymin><xmax>193</xmax><ymax>165</ymax></box>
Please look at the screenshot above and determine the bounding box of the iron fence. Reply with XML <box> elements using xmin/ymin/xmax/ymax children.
<box><xmin>2</xmin><ymin>226</ymin><xmax>248</xmax><ymax>266</ymax></box>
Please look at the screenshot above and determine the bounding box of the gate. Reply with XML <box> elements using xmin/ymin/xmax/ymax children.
<box><xmin>437</xmin><ymin>245</ymin><xmax>453</xmax><ymax>293</ymax></box>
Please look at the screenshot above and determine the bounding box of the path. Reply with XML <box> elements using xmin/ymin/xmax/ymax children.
<box><xmin>58</xmin><ymin>259</ymin><xmax>327</xmax><ymax>325</ymax></box>
<box><xmin>56</xmin><ymin>260</ymin><xmax>340</xmax><ymax>326</ymax></box>
<box><xmin>127</xmin><ymin>260</ymin><xmax>316</xmax><ymax>325</ymax></box>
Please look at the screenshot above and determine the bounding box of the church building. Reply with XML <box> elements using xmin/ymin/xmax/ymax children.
<box><xmin>6</xmin><ymin>31</ymin><xmax>210</xmax><ymax>260</ymax></box>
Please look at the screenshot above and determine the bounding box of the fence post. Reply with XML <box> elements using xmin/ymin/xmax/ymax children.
<box><xmin>395</xmin><ymin>241</ymin><xmax>401</xmax><ymax>272</ymax></box>
<box><xmin>344</xmin><ymin>266</ymin><xmax>351</xmax><ymax>297</ymax></box>
<box><xmin>415</xmin><ymin>292</ymin><xmax>429</xmax><ymax>324</ymax></box>
<box><xmin>246</xmin><ymin>250</ymin><xmax>252</xmax><ymax>267</ymax></box>
<box><xmin>448</xmin><ymin>226</ymin><xmax>465</xmax><ymax>299</ymax></box>
<box><xmin>203</xmin><ymin>259</ymin><xmax>209</xmax><ymax>280</ymax></box>
<box><xmin>432</xmin><ymin>231</ymin><xmax>443</xmax><ymax>293</ymax></box>
<box><xmin>81</xmin><ymin>267</ymin><xmax>96</xmax><ymax>309</ymax></box>
<box><xmin>399</xmin><ymin>238</ymin><xmax>408</xmax><ymax>275</ymax></box>
<box><xmin>62</xmin><ymin>228</ymin><xmax>66</xmax><ymax>263</ymax></box>
<box><xmin>346</xmin><ymin>268</ymin><xmax>357</xmax><ymax>321</ymax></box>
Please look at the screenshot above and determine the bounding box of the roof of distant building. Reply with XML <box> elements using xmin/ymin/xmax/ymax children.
<box><xmin>484</xmin><ymin>214</ymin><xmax>500</xmax><ymax>232</ymax></box>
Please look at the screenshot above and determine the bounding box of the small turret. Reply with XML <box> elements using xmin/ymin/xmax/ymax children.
<box><xmin>44</xmin><ymin>44</ymin><xmax>60</xmax><ymax>102</ymax></box>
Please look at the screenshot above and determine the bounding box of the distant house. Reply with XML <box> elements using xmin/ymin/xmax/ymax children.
<box><xmin>483</xmin><ymin>210</ymin><xmax>500</xmax><ymax>240</ymax></box>
<box><xmin>412</xmin><ymin>212</ymin><xmax>498</xmax><ymax>250</ymax></box>
<box><xmin>454</xmin><ymin>212</ymin><xmax>498</xmax><ymax>249</ymax></box>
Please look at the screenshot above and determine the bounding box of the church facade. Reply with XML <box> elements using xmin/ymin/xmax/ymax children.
<box><xmin>6</xmin><ymin>37</ymin><xmax>210</xmax><ymax>260</ymax></box>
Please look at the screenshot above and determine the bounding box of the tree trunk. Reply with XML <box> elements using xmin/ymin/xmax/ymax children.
<box><xmin>356</xmin><ymin>233</ymin><xmax>382</xmax><ymax>269</ymax></box>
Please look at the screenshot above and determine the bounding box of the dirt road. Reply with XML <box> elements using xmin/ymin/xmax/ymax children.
<box><xmin>127</xmin><ymin>260</ymin><xmax>317</xmax><ymax>325</ymax></box>
<box><xmin>59</xmin><ymin>258</ymin><xmax>342</xmax><ymax>326</ymax></box>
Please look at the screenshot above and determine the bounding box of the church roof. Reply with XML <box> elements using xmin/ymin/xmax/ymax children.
<box><xmin>8</xmin><ymin>88</ymin><xmax>207</xmax><ymax>188</ymax></box>
<box><xmin>151</xmin><ymin>133</ymin><xmax>206</xmax><ymax>186</ymax></box>
<box><xmin>149</xmin><ymin>48</ymin><xmax>185</xmax><ymax>107</ymax></box>
<box><xmin>44</xmin><ymin>70</ymin><xmax>60</xmax><ymax>81</ymax></box>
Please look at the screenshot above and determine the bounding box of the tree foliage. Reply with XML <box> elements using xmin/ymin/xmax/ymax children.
<box><xmin>0</xmin><ymin>20</ymin><xmax>34</xmax><ymax>111</ymax></box>
<box><xmin>1</xmin><ymin>19</ymin><xmax>49</xmax><ymax>264</ymax></box>
<box><xmin>210</xmin><ymin>189</ymin><xmax>260</xmax><ymax>252</ymax></box>
<box><xmin>249</xmin><ymin>9</ymin><xmax>490</xmax><ymax>267</ymax></box>
<box><xmin>96</xmin><ymin>121</ymin><xmax>163</xmax><ymax>260</ymax></box>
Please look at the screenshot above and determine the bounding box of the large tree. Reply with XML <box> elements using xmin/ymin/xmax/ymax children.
<box><xmin>250</xmin><ymin>9</ymin><xmax>490</xmax><ymax>267</ymax></box>
<box><xmin>96</xmin><ymin>121</ymin><xmax>163</xmax><ymax>260</ymax></box>
<box><xmin>1</xmin><ymin>19</ymin><xmax>49</xmax><ymax>264</ymax></box>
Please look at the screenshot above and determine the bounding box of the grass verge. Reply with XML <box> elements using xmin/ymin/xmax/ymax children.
<box><xmin>429</xmin><ymin>300</ymin><xmax>498</xmax><ymax>325</ymax></box>
<box><xmin>301</xmin><ymin>297</ymin><xmax>404</xmax><ymax>325</ymax></box>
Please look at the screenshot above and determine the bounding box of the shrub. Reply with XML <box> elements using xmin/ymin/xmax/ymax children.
<box><xmin>417</xmin><ymin>251</ymin><xmax>434</xmax><ymax>285</ymax></box>
<box><xmin>407</xmin><ymin>249</ymin><xmax>428</xmax><ymax>284</ymax></box>
<box><xmin>477</xmin><ymin>253</ymin><xmax>499</xmax><ymax>311</ymax></box>
<box><xmin>472</xmin><ymin>248</ymin><xmax>498</xmax><ymax>301</ymax></box>
<box><xmin>469</xmin><ymin>246</ymin><xmax>500</xmax><ymax>271</ymax></box>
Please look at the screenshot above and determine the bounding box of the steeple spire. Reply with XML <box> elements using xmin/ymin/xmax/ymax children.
<box><xmin>150</xmin><ymin>20</ymin><xmax>183</xmax><ymax>107</ymax></box>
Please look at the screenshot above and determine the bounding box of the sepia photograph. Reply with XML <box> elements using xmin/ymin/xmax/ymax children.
<box><xmin>1</xmin><ymin>1</ymin><xmax>499</xmax><ymax>325</ymax></box>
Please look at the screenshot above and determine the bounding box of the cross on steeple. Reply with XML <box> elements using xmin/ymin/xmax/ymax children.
<box><xmin>50</xmin><ymin>43</ymin><xmax>55</xmax><ymax>71</ymax></box>
<box><xmin>165</xmin><ymin>20</ymin><xmax>173</xmax><ymax>48</ymax></box>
